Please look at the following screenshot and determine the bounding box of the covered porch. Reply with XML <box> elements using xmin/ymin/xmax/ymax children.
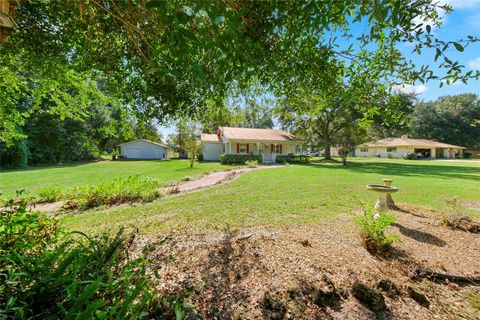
<box><xmin>224</xmin><ymin>141</ymin><xmax>302</xmax><ymax>164</ymax></box>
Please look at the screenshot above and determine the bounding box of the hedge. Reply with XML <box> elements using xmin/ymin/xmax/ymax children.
<box><xmin>220</xmin><ymin>154</ymin><xmax>262</xmax><ymax>165</ymax></box>
<box><xmin>276</xmin><ymin>155</ymin><xmax>311</xmax><ymax>163</ymax></box>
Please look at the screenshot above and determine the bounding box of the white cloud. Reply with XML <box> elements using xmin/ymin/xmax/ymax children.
<box><xmin>392</xmin><ymin>84</ymin><xmax>428</xmax><ymax>95</ymax></box>
<box><xmin>413</xmin><ymin>0</ymin><xmax>480</xmax><ymax>30</ymax></box>
<box><xmin>468</xmin><ymin>57</ymin><xmax>480</xmax><ymax>70</ymax></box>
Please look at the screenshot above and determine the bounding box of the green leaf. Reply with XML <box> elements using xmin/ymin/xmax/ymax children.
<box><xmin>145</xmin><ymin>0</ymin><xmax>164</xmax><ymax>9</ymax></box>
<box><xmin>426</xmin><ymin>25</ymin><xmax>431</xmax><ymax>34</ymax></box>
<box><xmin>453</xmin><ymin>42</ymin><xmax>464</xmax><ymax>52</ymax></box>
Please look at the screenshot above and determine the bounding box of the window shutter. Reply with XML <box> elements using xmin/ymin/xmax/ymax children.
<box><xmin>279</xmin><ymin>144</ymin><xmax>282</xmax><ymax>154</ymax></box>
<box><xmin>271</xmin><ymin>144</ymin><xmax>274</xmax><ymax>153</ymax></box>
<box><xmin>246</xmin><ymin>144</ymin><xmax>249</xmax><ymax>153</ymax></box>
<box><xmin>237</xmin><ymin>143</ymin><xmax>240</xmax><ymax>153</ymax></box>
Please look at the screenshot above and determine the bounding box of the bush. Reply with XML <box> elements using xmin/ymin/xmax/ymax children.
<box><xmin>64</xmin><ymin>176</ymin><xmax>163</xmax><ymax>209</ymax></box>
<box><xmin>356</xmin><ymin>205</ymin><xmax>397</xmax><ymax>253</ymax></box>
<box><xmin>276</xmin><ymin>155</ymin><xmax>311</xmax><ymax>163</ymax></box>
<box><xmin>220</xmin><ymin>154</ymin><xmax>262</xmax><ymax>165</ymax></box>
<box><xmin>245</xmin><ymin>160</ymin><xmax>259</xmax><ymax>168</ymax></box>
<box><xmin>39</xmin><ymin>176</ymin><xmax>164</xmax><ymax>210</ymax></box>
<box><xmin>197</xmin><ymin>153</ymin><xmax>204</xmax><ymax>162</ymax></box>
<box><xmin>38</xmin><ymin>185</ymin><xmax>64</xmax><ymax>202</ymax></box>
<box><xmin>0</xmin><ymin>191</ymin><xmax>167</xmax><ymax>319</ymax></box>
<box><xmin>402</xmin><ymin>152</ymin><xmax>416</xmax><ymax>160</ymax></box>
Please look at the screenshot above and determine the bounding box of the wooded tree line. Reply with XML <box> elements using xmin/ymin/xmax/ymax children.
<box><xmin>0</xmin><ymin>69</ymin><xmax>162</xmax><ymax>168</ymax></box>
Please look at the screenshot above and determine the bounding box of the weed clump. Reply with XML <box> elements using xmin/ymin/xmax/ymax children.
<box><xmin>441</xmin><ymin>197</ymin><xmax>480</xmax><ymax>233</ymax></box>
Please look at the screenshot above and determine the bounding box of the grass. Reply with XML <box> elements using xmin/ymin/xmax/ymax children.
<box><xmin>60</xmin><ymin>158</ymin><xmax>480</xmax><ymax>235</ymax></box>
<box><xmin>0</xmin><ymin>160</ymin><xmax>229</xmax><ymax>197</ymax></box>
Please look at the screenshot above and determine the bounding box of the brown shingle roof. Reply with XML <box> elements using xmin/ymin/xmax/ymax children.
<box><xmin>358</xmin><ymin>137</ymin><xmax>465</xmax><ymax>149</ymax></box>
<box><xmin>218</xmin><ymin>127</ymin><xmax>302</xmax><ymax>142</ymax></box>
<box><xmin>200</xmin><ymin>133</ymin><xmax>222</xmax><ymax>143</ymax></box>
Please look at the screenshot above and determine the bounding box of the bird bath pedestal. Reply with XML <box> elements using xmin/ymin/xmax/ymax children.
<box><xmin>366</xmin><ymin>184</ymin><xmax>398</xmax><ymax>218</ymax></box>
<box><xmin>382</xmin><ymin>179</ymin><xmax>395</xmax><ymax>208</ymax></box>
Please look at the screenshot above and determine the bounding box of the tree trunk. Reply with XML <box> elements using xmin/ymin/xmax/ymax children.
<box><xmin>341</xmin><ymin>154</ymin><xmax>347</xmax><ymax>166</ymax></box>
<box><xmin>190</xmin><ymin>149</ymin><xmax>195</xmax><ymax>168</ymax></box>
<box><xmin>324</xmin><ymin>141</ymin><xmax>331</xmax><ymax>160</ymax></box>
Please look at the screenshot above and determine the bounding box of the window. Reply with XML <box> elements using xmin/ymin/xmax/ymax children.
<box><xmin>239</xmin><ymin>143</ymin><xmax>247</xmax><ymax>153</ymax></box>
<box><xmin>274</xmin><ymin>144</ymin><xmax>280</xmax><ymax>153</ymax></box>
<box><xmin>387</xmin><ymin>147</ymin><xmax>397</xmax><ymax>153</ymax></box>
<box><xmin>295</xmin><ymin>145</ymin><xmax>301</xmax><ymax>154</ymax></box>
<box><xmin>360</xmin><ymin>147</ymin><xmax>368</xmax><ymax>152</ymax></box>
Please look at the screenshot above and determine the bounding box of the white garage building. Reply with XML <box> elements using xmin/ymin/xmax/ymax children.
<box><xmin>118</xmin><ymin>139</ymin><xmax>170</xmax><ymax>160</ymax></box>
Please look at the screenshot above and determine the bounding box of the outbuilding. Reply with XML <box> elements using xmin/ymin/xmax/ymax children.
<box><xmin>118</xmin><ymin>139</ymin><xmax>170</xmax><ymax>160</ymax></box>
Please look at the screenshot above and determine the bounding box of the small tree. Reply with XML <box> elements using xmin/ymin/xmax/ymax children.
<box><xmin>336</xmin><ymin>120</ymin><xmax>366</xmax><ymax>166</ymax></box>
<box><xmin>173</xmin><ymin>120</ymin><xmax>200</xmax><ymax>168</ymax></box>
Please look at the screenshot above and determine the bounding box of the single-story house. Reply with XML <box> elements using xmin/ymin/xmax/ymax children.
<box><xmin>118</xmin><ymin>139</ymin><xmax>170</xmax><ymax>160</ymax></box>
<box><xmin>355</xmin><ymin>136</ymin><xmax>465</xmax><ymax>159</ymax></box>
<box><xmin>200</xmin><ymin>127</ymin><xmax>303</xmax><ymax>163</ymax></box>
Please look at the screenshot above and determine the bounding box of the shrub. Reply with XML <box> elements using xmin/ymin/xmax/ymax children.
<box><xmin>402</xmin><ymin>152</ymin><xmax>416</xmax><ymax>160</ymax></box>
<box><xmin>39</xmin><ymin>176</ymin><xmax>165</xmax><ymax>210</ymax></box>
<box><xmin>220</xmin><ymin>154</ymin><xmax>262</xmax><ymax>165</ymax></box>
<box><xmin>0</xmin><ymin>192</ymin><xmax>167</xmax><ymax>319</ymax></box>
<box><xmin>38</xmin><ymin>185</ymin><xmax>64</xmax><ymax>202</ymax></box>
<box><xmin>276</xmin><ymin>155</ymin><xmax>311</xmax><ymax>163</ymax></box>
<box><xmin>462</xmin><ymin>152</ymin><xmax>472</xmax><ymax>159</ymax></box>
<box><xmin>64</xmin><ymin>176</ymin><xmax>163</xmax><ymax>209</ymax></box>
<box><xmin>356</xmin><ymin>205</ymin><xmax>397</xmax><ymax>253</ymax></box>
<box><xmin>197</xmin><ymin>153</ymin><xmax>204</xmax><ymax>162</ymax></box>
<box><xmin>245</xmin><ymin>160</ymin><xmax>259</xmax><ymax>168</ymax></box>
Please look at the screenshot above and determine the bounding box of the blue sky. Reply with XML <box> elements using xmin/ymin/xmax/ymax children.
<box><xmin>158</xmin><ymin>0</ymin><xmax>480</xmax><ymax>138</ymax></box>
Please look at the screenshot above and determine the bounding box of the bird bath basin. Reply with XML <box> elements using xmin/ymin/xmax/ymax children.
<box><xmin>366</xmin><ymin>184</ymin><xmax>398</xmax><ymax>218</ymax></box>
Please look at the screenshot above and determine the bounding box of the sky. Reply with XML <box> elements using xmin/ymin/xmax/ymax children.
<box><xmin>396</xmin><ymin>0</ymin><xmax>480</xmax><ymax>100</ymax></box>
<box><xmin>158</xmin><ymin>0</ymin><xmax>480</xmax><ymax>138</ymax></box>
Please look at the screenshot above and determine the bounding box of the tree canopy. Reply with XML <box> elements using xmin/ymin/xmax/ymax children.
<box><xmin>3</xmin><ymin>0</ymin><xmax>478</xmax><ymax>120</ymax></box>
<box><xmin>410</xmin><ymin>94</ymin><xmax>480</xmax><ymax>149</ymax></box>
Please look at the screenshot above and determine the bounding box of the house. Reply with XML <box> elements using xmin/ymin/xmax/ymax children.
<box><xmin>355</xmin><ymin>136</ymin><xmax>465</xmax><ymax>159</ymax></box>
<box><xmin>200</xmin><ymin>127</ymin><xmax>303</xmax><ymax>163</ymax></box>
<box><xmin>118</xmin><ymin>139</ymin><xmax>170</xmax><ymax>160</ymax></box>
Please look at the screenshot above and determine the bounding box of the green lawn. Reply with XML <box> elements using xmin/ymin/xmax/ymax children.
<box><xmin>61</xmin><ymin>158</ymin><xmax>480</xmax><ymax>235</ymax></box>
<box><xmin>0</xmin><ymin>160</ymin><xmax>227</xmax><ymax>197</ymax></box>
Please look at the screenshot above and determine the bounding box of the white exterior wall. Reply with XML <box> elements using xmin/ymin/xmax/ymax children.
<box><xmin>120</xmin><ymin>141</ymin><xmax>168</xmax><ymax>159</ymax></box>
<box><xmin>355</xmin><ymin>147</ymin><xmax>413</xmax><ymax>159</ymax></box>
<box><xmin>202</xmin><ymin>142</ymin><xmax>224</xmax><ymax>161</ymax></box>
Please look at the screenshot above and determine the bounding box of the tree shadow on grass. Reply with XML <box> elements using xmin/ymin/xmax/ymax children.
<box><xmin>393</xmin><ymin>223</ymin><xmax>446</xmax><ymax>247</ymax></box>
<box><xmin>298</xmin><ymin>161</ymin><xmax>480</xmax><ymax>182</ymax></box>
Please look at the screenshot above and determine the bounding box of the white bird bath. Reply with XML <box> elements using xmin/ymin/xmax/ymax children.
<box><xmin>366</xmin><ymin>184</ymin><xmax>398</xmax><ymax>218</ymax></box>
<box><xmin>382</xmin><ymin>179</ymin><xmax>395</xmax><ymax>208</ymax></box>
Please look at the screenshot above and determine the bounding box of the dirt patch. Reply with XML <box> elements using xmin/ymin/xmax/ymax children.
<box><xmin>129</xmin><ymin>212</ymin><xmax>480</xmax><ymax>319</ymax></box>
<box><xmin>31</xmin><ymin>201</ymin><xmax>64</xmax><ymax>214</ymax></box>
<box><xmin>465</xmin><ymin>201</ymin><xmax>480</xmax><ymax>211</ymax></box>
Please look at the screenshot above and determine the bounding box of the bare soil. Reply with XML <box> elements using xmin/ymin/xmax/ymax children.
<box><xmin>130</xmin><ymin>206</ymin><xmax>480</xmax><ymax>319</ymax></box>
